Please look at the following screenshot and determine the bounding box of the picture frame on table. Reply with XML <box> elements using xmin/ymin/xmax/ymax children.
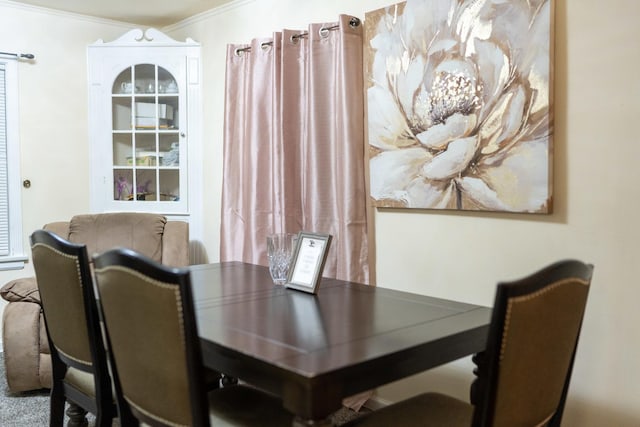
<box><xmin>285</xmin><ymin>232</ymin><xmax>332</xmax><ymax>294</ymax></box>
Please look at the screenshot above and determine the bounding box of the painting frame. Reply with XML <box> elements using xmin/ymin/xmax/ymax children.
<box><xmin>364</xmin><ymin>0</ymin><xmax>554</xmax><ymax>213</ymax></box>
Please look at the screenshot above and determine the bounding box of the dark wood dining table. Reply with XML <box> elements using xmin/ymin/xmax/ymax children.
<box><xmin>189</xmin><ymin>262</ymin><xmax>491</xmax><ymax>426</ymax></box>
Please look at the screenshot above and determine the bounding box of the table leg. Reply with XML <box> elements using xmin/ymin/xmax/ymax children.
<box><xmin>284</xmin><ymin>380</ymin><xmax>342</xmax><ymax>426</ymax></box>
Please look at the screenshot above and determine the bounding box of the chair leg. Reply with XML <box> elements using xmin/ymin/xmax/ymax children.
<box><xmin>65</xmin><ymin>402</ymin><xmax>88</xmax><ymax>427</ymax></box>
<box><xmin>117</xmin><ymin>404</ymin><xmax>139</xmax><ymax>427</ymax></box>
<box><xmin>94</xmin><ymin>401</ymin><xmax>116</xmax><ymax>427</ymax></box>
<box><xmin>470</xmin><ymin>351</ymin><xmax>487</xmax><ymax>406</ymax></box>
<box><xmin>94</xmin><ymin>408</ymin><xmax>110</xmax><ymax>427</ymax></box>
<box><xmin>49</xmin><ymin>386</ymin><xmax>66</xmax><ymax>427</ymax></box>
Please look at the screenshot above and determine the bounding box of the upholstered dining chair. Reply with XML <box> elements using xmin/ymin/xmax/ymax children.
<box><xmin>92</xmin><ymin>247</ymin><xmax>294</xmax><ymax>427</ymax></box>
<box><xmin>344</xmin><ymin>259</ymin><xmax>594</xmax><ymax>427</ymax></box>
<box><xmin>30</xmin><ymin>229</ymin><xmax>121</xmax><ymax>427</ymax></box>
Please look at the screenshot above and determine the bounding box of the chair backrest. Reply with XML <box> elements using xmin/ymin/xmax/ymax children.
<box><xmin>29</xmin><ymin>229</ymin><xmax>112</xmax><ymax>404</ymax></box>
<box><xmin>43</xmin><ymin>212</ymin><xmax>190</xmax><ymax>267</ymax></box>
<box><xmin>93</xmin><ymin>248</ymin><xmax>209</xmax><ymax>427</ymax></box>
<box><xmin>472</xmin><ymin>259</ymin><xmax>593</xmax><ymax>427</ymax></box>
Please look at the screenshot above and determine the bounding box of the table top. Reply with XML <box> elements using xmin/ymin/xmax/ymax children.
<box><xmin>190</xmin><ymin>262</ymin><xmax>491</xmax><ymax>421</ymax></box>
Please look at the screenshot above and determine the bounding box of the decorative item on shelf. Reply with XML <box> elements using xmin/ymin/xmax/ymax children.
<box><xmin>129</xmin><ymin>151</ymin><xmax>163</xmax><ymax>166</ymax></box>
<box><xmin>162</xmin><ymin>142</ymin><xmax>179</xmax><ymax>166</ymax></box>
<box><xmin>115</xmin><ymin>175</ymin><xmax>131</xmax><ymax>201</ymax></box>
<box><xmin>137</xmin><ymin>180</ymin><xmax>152</xmax><ymax>194</ymax></box>
<box><xmin>120</xmin><ymin>82</ymin><xmax>133</xmax><ymax>93</ymax></box>
<box><xmin>166</xmin><ymin>81</ymin><xmax>178</xmax><ymax>93</ymax></box>
<box><xmin>134</xmin><ymin>102</ymin><xmax>174</xmax><ymax>129</ymax></box>
<box><xmin>125</xmin><ymin>180</ymin><xmax>154</xmax><ymax>201</ymax></box>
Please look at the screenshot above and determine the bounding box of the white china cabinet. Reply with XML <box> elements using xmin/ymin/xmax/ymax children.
<box><xmin>87</xmin><ymin>28</ymin><xmax>202</xmax><ymax>241</ymax></box>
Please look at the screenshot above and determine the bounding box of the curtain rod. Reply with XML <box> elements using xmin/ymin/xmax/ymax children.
<box><xmin>0</xmin><ymin>51</ymin><xmax>35</xmax><ymax>60</ymax></box>
<box><xmin>235</xmin><ymin>17</ymin><xmax>361</xmax><ymax>56</ymax></box>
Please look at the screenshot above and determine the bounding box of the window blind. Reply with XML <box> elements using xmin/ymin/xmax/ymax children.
<box><xmin>0</xmin><ymin>64</ymin><xmax>9</xmax><ymax>256</ymax></box>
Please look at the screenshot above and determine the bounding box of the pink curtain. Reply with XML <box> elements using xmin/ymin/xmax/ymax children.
<box><xmin>221</xmin><ymin>15</ymin><xmax>372</xmax><ymax>285</ymax></box>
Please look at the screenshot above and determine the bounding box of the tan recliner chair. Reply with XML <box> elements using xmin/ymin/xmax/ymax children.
<box><xmin>0</xmin><ymin>212</ymin><xmax>189</xmax><ymax>392</ymax></box>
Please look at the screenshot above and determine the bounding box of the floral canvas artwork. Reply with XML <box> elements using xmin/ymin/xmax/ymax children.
<box><xmin>365</xmin><ymin>0</ymin><xmax>553</xmax><ymax>212</ymax></box>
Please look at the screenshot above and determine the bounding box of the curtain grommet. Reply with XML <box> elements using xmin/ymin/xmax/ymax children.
<box><xmin>235</xmin><ymin>46</ymin><xmax>251</xmax><ymax>57</ymax></box>
<box><xmin>290</xmin><ymin>32</ymin><xmax>307</xmax><ymax>45</ymax></box>
<box><xmin>260</xmin><ymin>41</ymin><xmax>273</xmax><ymax>52</ymax></box>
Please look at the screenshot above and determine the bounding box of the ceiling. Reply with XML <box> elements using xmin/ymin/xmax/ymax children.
<box><xmin>11</xmin><ymin>0</ymin><xmax>234</xmax><ymax>27</ymax></box>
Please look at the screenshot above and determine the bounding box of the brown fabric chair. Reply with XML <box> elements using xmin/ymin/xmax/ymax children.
<box><xmin>30</xmin><ymin>229</ymin><xmax>122</xmax><ymax>426</ymax></box>
<box><xmin>0</xmin><ymin>212</ymin><xmax>189</xmax><ymax>392</ymax></box>
<box><xmin>93</xmin><ymin>247</ymin><xmax>294</xmax><ymax>427</ymax></box>
<box><xmin>344</xmin><ymin>259</ymin><xmax>594</xmax><ymax>427</ymax></box>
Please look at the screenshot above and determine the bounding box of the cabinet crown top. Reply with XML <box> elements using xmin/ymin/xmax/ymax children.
<box><xmin>91</xmin><ymin>28</ymin><xmax>199</xmax><ymax>47</ymax></box>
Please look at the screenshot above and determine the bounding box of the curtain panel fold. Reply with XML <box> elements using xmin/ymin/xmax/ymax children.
<box><xmin>221</xmin><ymin>15</ymin><xmax>371</xmax><ymax>285</ymax></box>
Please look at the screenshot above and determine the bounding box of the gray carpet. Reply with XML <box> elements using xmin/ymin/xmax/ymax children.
<box><xmin>0</xmin><ymin>352</ymin><xmax>52</xmax><ymax>426</ymax></box>
<box><xmin>0</xmin><ymin>352</ymin><xmax>366</xmax><ymax>426</ymax></box>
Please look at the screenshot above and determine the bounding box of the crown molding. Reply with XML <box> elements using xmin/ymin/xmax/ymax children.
<box><xmin>0</xmin><ymin>0</ymin><xmax>140</xmax><ymax>29</ymax></box>
<box><xmin>162</xmin><ymin>0</ymin><xmax>256</xmax><ymax>32</ymax></box>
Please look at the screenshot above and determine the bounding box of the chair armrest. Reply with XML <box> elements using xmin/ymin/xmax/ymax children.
<box><xmin>0</xmin><ymin>277</ymin><xmax>40</xmax><ymax>304</ymax></box>
<box><xmin>162</xmin><ymin>221</ymin><xmax>189</xmax><ymax>267</ymax></box>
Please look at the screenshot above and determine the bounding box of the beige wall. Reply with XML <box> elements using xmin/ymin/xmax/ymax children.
<box><xmin>0</xmin><ymin>3</ymin><xmax>135</xmax><ymax>329</ymax></box>
<box><xmin>1</xmin><ymin>0</ymin><xmax>639</xmax><ymax>425</ymax></box>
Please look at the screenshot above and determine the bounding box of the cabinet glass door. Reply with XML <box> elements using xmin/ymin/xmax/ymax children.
<box><xmin>111</xmin><ymin>64</ymin><xmax>181</xmax><ymax>202</ymax></box>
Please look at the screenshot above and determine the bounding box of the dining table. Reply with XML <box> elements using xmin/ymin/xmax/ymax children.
<box><xmin>189</xmin><ymin>262</ymin><xmax>492</xmax><ymax>426</ymax></box>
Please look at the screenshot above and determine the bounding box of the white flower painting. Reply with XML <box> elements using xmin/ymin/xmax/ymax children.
<box><xmin>365</xmin><ymin>0</ymin><xmax>553</xmax><ymax>212</ymax></box>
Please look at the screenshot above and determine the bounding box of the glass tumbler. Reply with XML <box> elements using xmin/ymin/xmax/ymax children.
<box><xmin>266</xmin><ymin>233</ymin><xmax>295</xmax><ymax>285</ymax></box>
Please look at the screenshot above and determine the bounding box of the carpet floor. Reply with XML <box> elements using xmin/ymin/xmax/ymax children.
<box><xmin>1</xmin><ymin>352</ymin><xmax>51</xmax><ymax>426</ymax></box>
<box><xmin>0</xmin><ymin>352</ymin><xmax>367</xmax><ymax>426</ymax></box>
